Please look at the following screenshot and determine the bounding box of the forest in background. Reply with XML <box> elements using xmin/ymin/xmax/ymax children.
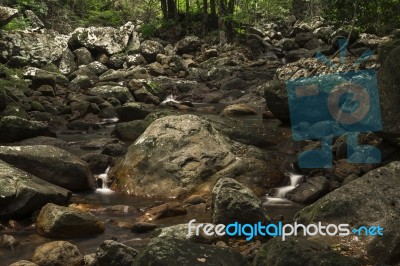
<box><xmin>0</xmin><ymin>0</ymin><xmax>399</xmax><ymax>39</ymax></box>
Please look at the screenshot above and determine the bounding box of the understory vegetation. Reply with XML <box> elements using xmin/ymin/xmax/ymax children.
<box><xmin>0</xmin><ymin>0</ymin><xmax>399</xmax><ymax>37</ymax></box>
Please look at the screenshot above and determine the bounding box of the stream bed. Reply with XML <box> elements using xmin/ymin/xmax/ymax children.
<box><xmin>1</xmin><ymin>106</ymin><xmax>306</xmax><ymax>265</ymax></box>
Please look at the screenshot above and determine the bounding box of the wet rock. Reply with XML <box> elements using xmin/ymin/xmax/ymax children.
<box><xmin>0</xmin><ymin>6</ymin><xmax>18</xmax><ymax>26</ymax></box>
<box><xmin>111</xmin><ymin>114</ymin><xmax>235</xmax><ymax>197</ymax></box>
<box><xmin>333</xmin><ymin>159</ymin><xmax>362</xmax><ymax>182</ymax></box>
<box><xmin>0</xmin><ymin>30</ymin><xmax>68</xmax><ymax>67</ymax></box>
<box><xmin>112</xmin><ymin>120</ymin><xmax>149</xmax><ymax>141</ymax></box>
<box><xmin>221</xmin><ymin>103</ymin><xmax>257</xmax><ymax>117</ymax></box>
<box><xmin>69</xmin><ymin>26</ymin><xmax>134</xmax><ymax>55</ymax></box>
<box><xmin>0</xmin><ymin>145</ymin><xmax>94</xmax><ymax>191</ymax></box>
<box><xmin>207</xmin><ymin>114</ymin><xmax>286</xmax><ymax>148</ymax></box>
<box><xmin>286</xmin><ymin>176</ymin><xmax>329</xmax><ymax>204</ymax></box>
<box><xmin>16</xmin><ymin>136</ymin><xmax>68</xmax><ymax>148</ymax></box>
<box><xmin>116</xmin><ymin>102</ymin><xmax>153</xmax><ymax>122</ymax></box>
<box><xmin>9</xmin><ymin>260</ymin><xmax>38</xmax><ymax>266</ymax></box>
<box><xmin>0</xmin><ymin>160</ymin><xmax>71</xmax><ymax>218</ymax></box>
<box><xmin>0</xmin><ymin>116</ymin><xmax>55</xmax><ymax>143</ymax></box>
<box><xmin>131</xmin><ymin>87</ymin><xmax>160</xmax><ymax>104</ymax></box>
<box><xmin>253</xmin><ymin>237</ymin><xmax>361</xmax><ymax>266</ymax></box>
<box><xmin>102</xmin><ymin>142</ymin><xmax>127</xmax><ymax>157</ymax></box>
<box><xmin>263</xmin><ymin>80</ymin><xmax>289</xmax><ymax>122</ymax></box>
<box><xmin>32</xmin><ymin>241</ymin><xmax>83</xmax><ymax>266</ymax></box>
<box><xmin>111</xmin><ymin>114</ymin><xmax>281</xmax><ymax>197</ymax></box>
<box><xmin>0</xmin><ymin>234</ymin><xmax>18</xmax><ymax>249</ymax></box>
<box><xmin>88</xmin><ymin>85</ymin><xmax>133</xmax><ymax>103</ymax></box>
<box><xmin>295</xmin><ymin>161</ymin><xmax>400</xmax><ymax>264</ymax></box>
<box><xmin>131</xmin><ymin>222</ymin><xmax>157</xmax><ymax>233</ymax></box>
<box><xmin>96</xmin><ymin>240</ymin><xmax>139</xmax><ymax>266</ymax></box>
<box><xmin>67</xmin><ymin>120</ymin><xmax>100</xmax><ymax>131</ymax></box>
<box><xmin>135</xmin><ymin>237</ymin><xmax>246</xmax><ymax>266</ymax></box>
<box><xmin>140</xmin><ymin>40</ymin><xmax>164</xmax><ymax>63</ymax></box>
<box><xmin>212</xmin><ymin>178</ymin><xmax>269</xmax><ymax>225</ymax></box>
<box><xmin>36</xmin><ymin>203</ymin><xmax>104</xmax><ymax>238</ymax></box>
<box><xmin>153</xmin><ymin>223</ymin><xmax>220</xmax><ymax>244</ymax></box>
<box><xmin>183</xmin><ymin>194</ymin><xmax>206</xmax><ymax>205</ymax></box>
<box><xmin>175</xmin><ymin>36</ymin><xmax>201</xmax><ymax>54</ymax></box>
<box><xmin>138</xmin><ymin>202</ymin><xmax>187</xmax><ymax>222</ymax></box>
<box><xmin>80</xmin><ymin>137</ymin><xmax>119</xmax><ymax>150</ymax></box>
<box><xmin>80</xmin><ymin>153</ymin><xmax>113</xmax><ymax>175</ymax></box>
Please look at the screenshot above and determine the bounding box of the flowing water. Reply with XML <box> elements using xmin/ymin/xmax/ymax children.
<box><xmin>1</xmin><ymin>103</ymin><xmax>306</xmax><ymax>264</ymax></box>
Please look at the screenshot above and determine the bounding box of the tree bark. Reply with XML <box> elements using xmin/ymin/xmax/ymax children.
<box><xmin>167</xmin><ymin>0</ymin><xmax>177</xmax><ymax>20</ymax></box>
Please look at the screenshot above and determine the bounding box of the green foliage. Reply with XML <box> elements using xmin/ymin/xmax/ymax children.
<box><xmin>235</xmin><ymin>0</ymin><xmax>292</xmax><ymax>25</ymax></box>
<box><xmin>139</xmin><ymin>21</ymin><xmax>161</xmax><ymax>38</ymax></box>
<box><xmin>14</xmin><ymin>0</ymin><xmax>48</xmax><ymax>17</ymax></box>
<box><xmin>2</xmin><ymin>17</ymin><xmax>31</xmax><ymax>30</ymax></box>
<box><xmin>0</xmin><ymin>64</ymin><xmax>29</xmax><ymax>91</ymax></box>
<box><xmin>319</xmin><ymin>0</ymin><xmax>400</xmax><ymax>34</ymax></box>
<box><xmin>84</xmin><ymin>10</ymin><xmax>124</xmax><ymax>27</ymax></box>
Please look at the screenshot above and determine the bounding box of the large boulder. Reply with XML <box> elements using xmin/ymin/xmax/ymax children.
<box><xmin>0</xmin><ymin>116</ymin><xmax>55</xmax><ymax>143</ymax></box>
<box><xmin>140</xmin><ymin>40</ymin><xmax>164</xmax><ymax>63</ymax></box>
<box><xmin>0</xmin><ymin>30</ymin><xmax>68</xmax><ymax>67</ymax></box>
<box><xmin>111</xmin><ymin>114</ymin><xmax>282</xmax><ymax>197</ymax></box>
<box><xmin>0</xmin><ymin>160</ymin><xmax>71</xmax><ymax>219</ymax></box>
<box><xmin>286</xmin><ymin>175</ymin><xmax>330</xmax><ymax>204</ymax></box>
<box><xmin>32</xmin><ymin>241</ymin><xmax>83</xmax><ymax>266</ymax></box>
<box><xmin>116</xmin><ymin>103</ymin><xmax>153</xmax><ymax>122</ymax></box>
<box><xmin>175</xmin><ymin>36</ymin><xmax>201</xmax><ymax>54</ymax></box>
<box><xmin>264</xmin><ymin>80</ymin><xmax>290</xmax><ymax>122</ymax></box>
<box><xmin>0</xmin><ymin>6</ymin><xmax>18</xmax><ymax>26</ymax></box>
<box><xmin>253</xmin><ymin>237</ymin><xmax>361</xmax><ymax>266</ymax></box>
<box><xmin>36</xmin><ymin>203</ymin><xmax>105</xmax><ymax>238</ymax></box>
<box><xmin>295</xmin><ymin>161</ymin><xmax>400</xmax><ymax>225</ymax></box>
<box><xmin>95</xmin><ymin>240</ymin><xmax>139</xmax><ymax>266</ymax></box>
<box><xmin>68</xmin><ymin>24</ymin><xmax>135</xmax><ymax>55</ymax></box>
<box><xmin>0</xmin><ymin>145</ymin><xmax>94</xmax><ymax>191</ymax></box>
<box><xmin>135</xmin><ymin>237</ymin><xmax>246</xmax><ymax>266</ymax></box>
<box><xmin>378</xmin><ymin>46</ymin><xmax>400</xmax><ymax>134</ymax></box>
<box><xmin>295</xmin><ymin>161</ymin><xmax>400</xmax><ymax>264</ymax></box>
<box><xmin>211</xmin><ymin>178</ymin><xmax>269</xmax><ymax>225</ymax></box>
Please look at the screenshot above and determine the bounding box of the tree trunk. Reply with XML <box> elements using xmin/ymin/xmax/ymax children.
<box><xmin>161</xmin><ymin>0</ymin><xmax>168</xmax><ymax>20</ymax></box>
<box><xmin>210</xmin><ymin>0</ymin><xmax>217</xmax><ymax>29</ymax></box>
<box><xmin>167</xmin><ymin>0</ymin><xmax>177</xmax><ymax>20</ymax></box>
<box><xmin>186</xmin><ymin>0</ymin><xmax>190</xmax><ymax>32</ymax></box>
<box><xmin>218</xmin><ymin>0</ymin><xmax>235</xmax><ymax>44</ymax></box>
